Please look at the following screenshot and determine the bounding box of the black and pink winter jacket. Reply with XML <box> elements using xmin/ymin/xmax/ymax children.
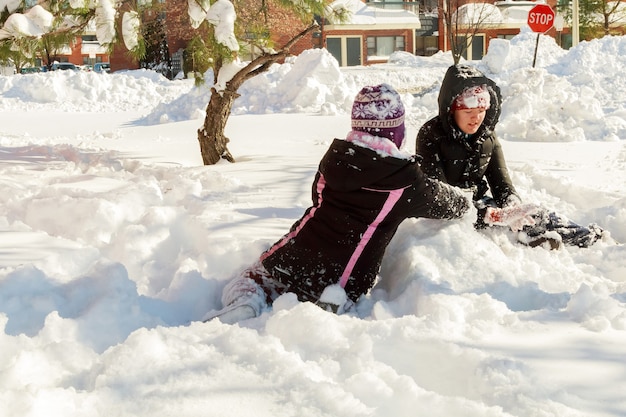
<box><xmin>260</xmin><ymin>132</ymin><xmax>469</xmax><ymax>304</ymax></box>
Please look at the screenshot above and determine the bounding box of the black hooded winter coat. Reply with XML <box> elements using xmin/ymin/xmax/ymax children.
<box><xmin>415</xmin><ymin>64</ymin><xmax>518</xmax><ymax>207</ymax></box>
<box><xmin>260</xmin><ymin>135</ymin><xmax>469</xmax><ymax>304</ymax></box>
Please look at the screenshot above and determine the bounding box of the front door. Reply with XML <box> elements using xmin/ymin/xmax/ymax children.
<box><xmin>326</xmin><ymin>36</ymin><xmax>362</xmax><ymax>66</ymax></box>
<box><xmin>346</xmin><ymin>37</ymin><xmax>362</xmax><ymax>66</ymax></box>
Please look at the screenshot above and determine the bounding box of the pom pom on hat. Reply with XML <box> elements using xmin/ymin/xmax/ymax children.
<box><xmin>452</xmin><ymin>84</ymin><xmax>491</xmax><ymax>111</ymax></box>
<box><xmin>351</xmin><ymin>84</ymin><xmax>405</xmax><ymax>148</ymax></box>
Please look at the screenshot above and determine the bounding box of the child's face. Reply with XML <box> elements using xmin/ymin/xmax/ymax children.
<box><xmin>453</xmin><ymin>108</ymin><xmax>487</xmax><ymax>135</ymax></box>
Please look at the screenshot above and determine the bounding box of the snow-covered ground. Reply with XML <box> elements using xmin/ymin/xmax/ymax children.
<box><xmin>1</xmin><ymin>30</ymin><xmax>625</xmax><ymax>417</ymax></box>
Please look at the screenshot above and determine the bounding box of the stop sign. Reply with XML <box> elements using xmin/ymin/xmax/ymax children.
<box><xmin>527</xmin><ymin>4</ymin><xmax>555</xmax><ymax>33</ymax></box>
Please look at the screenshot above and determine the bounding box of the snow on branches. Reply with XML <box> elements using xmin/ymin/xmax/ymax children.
<box><xmin>0</xmin><ymin>5</ymin><xmax>53</xmax><ymax>40</ymax></box>
<box><xmin>205</xmin><ymin>0</ymin><xmax>239</xmax><ymax>52</ymax></box>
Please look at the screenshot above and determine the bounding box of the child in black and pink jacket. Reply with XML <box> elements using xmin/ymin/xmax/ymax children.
<box><xmin>203</xmin><ymin>84</ymin><xmax>469</xmax><ymax>324</ymax></box>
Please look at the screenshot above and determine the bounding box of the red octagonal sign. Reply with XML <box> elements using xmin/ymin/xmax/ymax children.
<box><xmin>527</xmin><ymin>4</ymin><xmax>555</xmax><ymax>33</ymax></box>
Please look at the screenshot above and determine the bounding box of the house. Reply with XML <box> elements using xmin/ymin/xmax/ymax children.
<box><xmin>321</xmin><ymin>0</ymin><xmax>423</xmax><ymax>66</ymax></box>
<box><xmin>107</xmin><ymin>0</ymin><xmax>581</xmax><ymax>72</ymax></box>
<box><xmin>77</xmin><ymin>22</ymin><xmax>110</xmax><ymax>68</ymax></box>
<box><xmin>7</xmin><ymin>0</ymin><xmax>624</xmax><ymax>73</ymax></box>
<box><xmin>444</xmin><ymin>0</ymin><xmax>568</xmax><ymax>61</ymax></box>
<box><xmin>322</xmin><ymin>0</ymin><xmax>570</xmax><ymax>65</ymax></box>
<box><xmin>20</xmin><ymin>21</ymin><xmax>110</xmax><ymax>69</ymax></box>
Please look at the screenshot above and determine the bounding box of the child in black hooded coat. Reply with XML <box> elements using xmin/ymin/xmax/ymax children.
<box><xmin>416</xmin><ymin>64</ymin><xmax>606</xmax><ymax>250</ymax></box>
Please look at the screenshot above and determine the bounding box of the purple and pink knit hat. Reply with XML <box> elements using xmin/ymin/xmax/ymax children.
<box><xmin>351</xmin><ymin>84</ymin><xmax>405</xmax><ymax>148</ymax></box>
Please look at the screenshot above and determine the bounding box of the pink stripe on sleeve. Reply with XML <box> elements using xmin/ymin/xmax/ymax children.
<box><xmin>339</xmin><ymin>188</ymin><xmax>404</xmax><ymax>288</ymax></box>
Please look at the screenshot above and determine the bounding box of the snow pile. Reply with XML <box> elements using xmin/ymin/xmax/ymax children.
<box><xmin>0</xmin><ymin>69</ymin><xmax>192</xmax><ymax>112</ymax></box>
<box><xmin>0</xmin><ymin>33</ymin><xmax>625</xmax><ymax>417</ymax></box>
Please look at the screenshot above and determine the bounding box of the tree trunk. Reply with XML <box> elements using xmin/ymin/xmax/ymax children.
<box><xmin>197</xmin><ymin>88</ymin><xmax>237</xmax><ymax>165</ymax></box>
<box><xmin>196</xmin><ymin>24</ymin><xmax>318</xmax><ymax>166</ymax></box>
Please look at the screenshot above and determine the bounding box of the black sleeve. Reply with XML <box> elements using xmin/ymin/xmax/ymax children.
<box><xmin>484</xmin><ymin>135</ymin><xmax>519</xmax><ymax>207</ymax></box>
<box><xmin>406</xmin><ymin>168</ymin><xmax>469</xmax><ymax>220</ymax></box>
<box><xmin>415</xmin><ymin>119</ymin><xmax>448</xmax><ymax>183</ymax></box>
<box><xmin>423</xmin><ymin>177</ymin><xmax>470</xmax><ymax>219</ymax></box>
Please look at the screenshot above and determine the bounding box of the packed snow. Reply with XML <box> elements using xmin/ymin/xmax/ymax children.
<box><xmin>1</xmin><ymin>30</ymin><xmax>625</xmax><ymax>417</ymax></box>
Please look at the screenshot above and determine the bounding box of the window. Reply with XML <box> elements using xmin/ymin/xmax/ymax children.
<box><xmin>471</xmin><ymin>34</ymin><xmax>485</xmax><ymax>60</ymax></box>
<box><xmin>327</xmin><ymin>36</ymin><xmax>362</xmax><ymax>66</ymax></box>
<box><xmin>456</xmin><ymin>34</ymin><xmax>485</xmax><ymax>60</ymax></box>
<box><xmin>366</xmin><ymin>36</ymin><xmax>405</xmax><ymax>59</ymax></box>
<box><xmin>415</xmin><ymin>36</ymin><xmax>438</xmax><ymax>56</ymax></box>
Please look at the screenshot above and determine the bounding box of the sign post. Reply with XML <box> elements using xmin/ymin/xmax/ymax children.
<box><xmin>554</xmin><ymin>14</ymin><xmax>564</xmax><ymax>46</ymax></box>
<box><xmin>527</xmin><ymin>4</ymin><xmax>555</xmax><ymax>67</ymax></box>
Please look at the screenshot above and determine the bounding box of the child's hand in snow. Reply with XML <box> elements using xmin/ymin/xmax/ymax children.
<box><xmin>484</xmin><ymin>203</ymin><xmax>542</xmax><ymax>232</ymax></box>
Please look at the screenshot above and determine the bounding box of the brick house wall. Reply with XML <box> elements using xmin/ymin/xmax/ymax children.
<box><xmin>41</xmin><ymin>30</ymin><xmax>109</xmax><ymax>68</ymax></box>
<box><xmin>259</xmin><ymin>6</ymin><xmax>318</xmax><ymax>56</ymax></box>
<box><xmin>323</xmin><ymin>28</ymin><xmax>416</xmax><ymax>65</ymax></box>
<box><xmin>436</xmin><ymin>0</ymin><xmax>565</xmax><ymax>55</ymax></box>
<box><xmin>111</xmin><ymin>0</ymin><xmax>317</xmax><ymax>74</ymax></box>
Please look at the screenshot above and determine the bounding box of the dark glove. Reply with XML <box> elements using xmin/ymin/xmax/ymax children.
<box><xmin>473</xmin><ymin>196</ymin><xmax>497</xmax><ymax>229</ymax></box>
